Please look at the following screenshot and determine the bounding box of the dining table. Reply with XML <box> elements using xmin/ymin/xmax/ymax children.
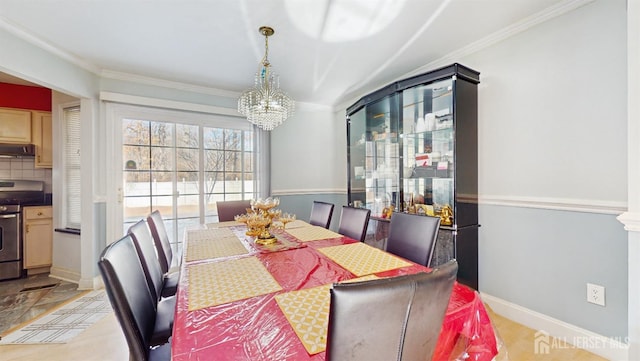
<box><xmin>171</xmin><ymin>219</ymin><xmax>500</xmax><ymax>361</ymax></box>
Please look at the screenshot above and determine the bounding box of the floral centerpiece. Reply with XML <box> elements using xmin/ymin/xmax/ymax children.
<box><xmin>236</xmin><ymin>197</ymin><xmax>283</xmax><ymax>245</ymax></box>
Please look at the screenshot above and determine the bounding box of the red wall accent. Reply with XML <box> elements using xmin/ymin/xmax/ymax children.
<box><xmin>0</xmin><ymin>82</ymin><xmax>52</xmax><ymax>111</ymax></box>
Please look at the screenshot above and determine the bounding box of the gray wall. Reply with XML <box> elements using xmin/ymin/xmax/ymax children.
<box><xmin>277</xmin><ymin>193</ymin><xmax>348</xmax><ymax>231</ymax></box>
<box><xmin>480</xmin><ymin>205</ymin><xmax>628</xmax><ymax>338</ymax></box>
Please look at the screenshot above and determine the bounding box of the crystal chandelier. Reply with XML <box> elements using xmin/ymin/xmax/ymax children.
<box><xmin>238</xmin><ymin>26</ymin><xmax>295</xmax><ymax>131</ymax></box>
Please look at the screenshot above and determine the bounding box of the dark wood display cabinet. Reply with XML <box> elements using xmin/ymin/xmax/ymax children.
<box><xmin>346</xmin><ymin>63</ymin><xmax>480</xmax><ymax>289</ymax></box>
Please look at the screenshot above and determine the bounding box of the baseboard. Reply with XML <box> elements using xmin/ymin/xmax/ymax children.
<box><xmin>48</xmin><ymin>266</ymin><xmax>80</xmax><ymax>284</ymax></box>
<box><xmin>77</xmin><ymin>275</ymin><xmax>103</xmax><ymax>290</ymax></box>
<box><xmin>481</xmin><ymin>293</ymin><xmax>629</xmax><ymax>360</ymax></box>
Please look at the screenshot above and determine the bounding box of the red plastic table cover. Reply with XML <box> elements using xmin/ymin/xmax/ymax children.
<box><xmin>172</xmin><ymin>229</ymin><xmax>499</xmax><ymax>361</ymax></box>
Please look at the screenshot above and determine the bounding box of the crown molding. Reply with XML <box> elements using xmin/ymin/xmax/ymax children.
<box><xmin>405</xmin><ymin>0</ymin><xmax>596</xmax><ymax>77</ymax></box>
<box><xmin>100</xmin><ymin>70</ymin><xmax>241</xmax><ymax>98</ymax></box>
<box><xmin>334</xmin><ymin>0</ymin><xmax>596</xmax><ymax>112</ymax></box>
<box><xmin>0</xmin><ymin>15</ymin><xmax>101</xmax><ymax>75</ymax></box>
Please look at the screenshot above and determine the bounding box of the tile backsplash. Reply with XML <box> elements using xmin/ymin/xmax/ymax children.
<box><xmin>0</xmin><ymin>158</ymin><xmax>52</xmax><ymax>192</ymax></box>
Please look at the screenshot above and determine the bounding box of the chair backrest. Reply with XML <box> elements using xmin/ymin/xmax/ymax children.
<box><xmin>386</xmin><ymin>212</ymin><xmax>441</xmax><ymax>267</ymax></box>
<box><xmin>326</xmin><ymin>260</ymin><xmax>458</xmax><ymax>361</ymax></box>
<box><xmin>216</xmin><ymin>200</ymin><xmax>251</xmax><ymax>222</ymax></box>
<box><xmin>337</xmin><ymin>206</ymin><xmax>371</xmax><ymax>242</ymax></box>
<box><xmin>147</xmin><ymin>210</ymin><xmax>173</xmax><ymax>274</ymax></box>
<box><xmin>98</xmin><ymin>234</ymin><xmax>158</xmax><ymax>361</ymax></box>
<box><xmin>128</xmin><ymin>220</ymin><xmax>164</xmax><ymax>304</ymax></box>
<box><xmin>309</xmin><ymin>201</ymin><xmax>335</xmax><ymax>229</ymax></box>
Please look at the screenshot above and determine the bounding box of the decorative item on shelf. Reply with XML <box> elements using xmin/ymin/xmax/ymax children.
<box><xmin>381</xmin><ymin>205</ymin><xmax>394</xmax><ymax>219</ymax></box>
<box><xmin>425</xmin><ymin>113</ymin><xmax>435</xmax><ymax>131</ymax></box>
<box><xmin>415</xmin><ymin>153</ymin><xmax>431</xmax><ymax>167</ymax></box>
<box><xmin>429</xmin><ymin>151</ymin><xmax>441</xmax><ymax>162</ymax></box>
<box><xmin>415</xmin><ymin>116</ymin><xmax>426</xmax><ymax>132</ymax></box>
<box><xmin>440</xmin><ymin>204</ymin><xmax>453</xmax><ymax>226</ymax></box>
<box><xmin>238</xmin><ymin>26</ymin><xmax>295</xmax><ymax>131</ymax></box>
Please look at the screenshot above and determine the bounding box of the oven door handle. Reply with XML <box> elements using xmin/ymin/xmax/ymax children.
<box><xmin>0</xmin><ymin>214</ymin><xmax>17</xmax><ymax>219</ymax></box>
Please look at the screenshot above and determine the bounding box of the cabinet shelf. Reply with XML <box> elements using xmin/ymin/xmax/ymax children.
<box><xmin>404</xmin><ymin>126</ymin><xmax>453</xmax><ymax>139</ymax></box>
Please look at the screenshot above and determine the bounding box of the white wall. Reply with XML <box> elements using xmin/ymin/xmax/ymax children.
<box><xmin>271</xmin><ymin>103</ymin><xmax>346</xmax><ymax>194</ymax></box>
<box><xmin>0</xmin><ymin>25</ymin><xmax>97</xmax><ymax>97</ymax></box>
<box><xmin>50</xmin><ymin>91</ymin><xmax>81</xmax><ymax>283</ymax></box>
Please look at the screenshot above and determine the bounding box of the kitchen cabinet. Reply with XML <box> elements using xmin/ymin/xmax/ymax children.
<box><xmin>23</xmin><ymin>206</ymin><xmax>53</xmax><ymax>273</ymax></box>
<box><xmin>32</xmin><ymin>111</ymin><xmax>53</xmax><ymax>168</ymax></box>
<box><xmin>346</xmin><ymin>63</ymin><xmax>480</xmax><ymax>289</ymax></box>
<box><xmin>0</xmin><ymin>107</ymin><xmax>32</xmax><ymax>143</ymax></box>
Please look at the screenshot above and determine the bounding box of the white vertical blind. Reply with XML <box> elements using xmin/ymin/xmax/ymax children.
<box><xmin>64</xmin><ymin>106</ymin><xmax>81</xmax><ymax>229</ymax></box>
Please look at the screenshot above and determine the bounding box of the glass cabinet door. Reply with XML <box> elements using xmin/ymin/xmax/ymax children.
<box><xmin>348</xmin><ymin>107</ymin><xmax>367</xmax><ymax>208</ymax></box>
<box><xmin>401</xmin><ymin>78</ymin><xmax>454</xmax><ymax>216</ymax></box>
<box><xmin>347</xmin><ymin>93</ymin><xmax>400</xmax><ymax>218</ymax></box>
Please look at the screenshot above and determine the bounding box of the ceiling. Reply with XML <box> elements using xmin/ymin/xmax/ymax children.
<box><xmin>0</xmin><ymin>0</ymin><xmax>572</xmax><ymax>107</ymax></box>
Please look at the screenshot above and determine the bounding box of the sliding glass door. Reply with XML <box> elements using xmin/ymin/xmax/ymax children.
<box><xmin>108</xmin><ymin>103</ymin><xmax>259</xmax><ymax>254</ymax></box>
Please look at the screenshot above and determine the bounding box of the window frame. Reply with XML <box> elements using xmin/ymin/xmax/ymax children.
<box><xmin>61</xmin><ymin>102</ymin><xmax>82</xmax><ymax>230</ymax></box>
<box><xmin>106</xmin><ymin>102</ymin><xmax>269</xmax><ymax>248</ymax></box>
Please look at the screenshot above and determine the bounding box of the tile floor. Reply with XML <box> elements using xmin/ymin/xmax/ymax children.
<box><xmin>0</xmin><ymin>273</ymin><xmax>84</xmax><ymax>336</ymax></box>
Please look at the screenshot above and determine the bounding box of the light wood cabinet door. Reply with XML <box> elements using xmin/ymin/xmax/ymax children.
<box><xmin>23</xmin><ymin>206</ymin><xmax>53</xmax><ymax>269</ymax></box>
<box><xmin>0</xmin><ymin>107</ymin><xmax>32</xmax><ymax>143</ymax></box>
<box><xmin>32</xmin><ymin>111</ymin><xmax>52</xmax><ymax>168</ymax></box>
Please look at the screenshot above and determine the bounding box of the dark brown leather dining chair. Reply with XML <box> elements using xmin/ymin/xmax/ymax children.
<box><xmin>98</xmin><ymin>234</ymin><xmax>172</xmax><ymax>360</ymax></box>
<box><xmin>386</xmin><ymin>212</ymin><xmax>441</xmax><ymax>267</ymax></box>
<box><xmin>128</xmin><ymin>220</ymin><xmax>178</xmax><ymax>301</ymax></box>
<box><xmin>309</xmin><ymin>201</ymin><xmax>335</xmax><ymax>229</ymax></box>
<box><xmin>337</xmin><ymin>206</ymin><xmax>371</xmax><ymax>242</ymax></box>
<box><xmin>147</xmin><ymin>210</ymin><xmax>179</xmax><ymax>274</ymax></box>
<box><xmin>216</xmin><ymin>200</ymin><xmax>251</xmax><ymax>222</ymax></box>
<box><xmin>326</xmin><ymin>259</ymin><xmax>458</xmax><ymax>361</ymax></box>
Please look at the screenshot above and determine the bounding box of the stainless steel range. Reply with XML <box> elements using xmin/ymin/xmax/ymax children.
<box><xmin>0</xmin><ymin>180</ymin><xmax>46</xmax><ymax>281</ymax></box>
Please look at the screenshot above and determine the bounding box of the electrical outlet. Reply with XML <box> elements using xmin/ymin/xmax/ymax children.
<box><xmin>587</xmin><ymin>283</ymin><xmax>605</xmax><ymax>306</ymax></box>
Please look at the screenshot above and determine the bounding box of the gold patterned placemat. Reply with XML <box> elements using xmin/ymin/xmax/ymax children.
<box><xmin>185</xmin><ymin>236</ymin><xmax>249</xmax><ymax>262</ymax></box>
<box><xmin>187</xmin><ymin>228</ymin><xmax>235</xmax><ymax>241</ymax></box>
<box><xmin>285</xmin><ymin>220</ymin><xmax>312</xmax><ymax>229</ymax></box>
<box><xmin>318</xmin><ymin>242</ymin><xmax>412</xmax><ymax>276</ymax></box>
<box><xmin>206</xmin><ymin>221</ymin><xmax>243</xmax><ymax>228</ymax></box>
<box><xmin>285</xmin><ymin>226</ymin><xmax>342</xmax><ymax>242</ymax></box>
<box><xmin>187</xmin><ymin>256</ymin><xmax>282</xmax><ymax>311</ymax></box>
<box><xmin>275</xmin><ymin>275</ymin><xmax>379</xmax><ymax>355</ymax></box>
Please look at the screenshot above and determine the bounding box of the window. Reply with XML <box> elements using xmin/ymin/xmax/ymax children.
<box><xmin>121</xmin><ymin>117</ymin><xmax>257</xmax><ymax>253</ymax></box>
<box><xmin>63</xmin><ymin>105</ymin><xmax>81</xmax><ymax>229</ymax></box>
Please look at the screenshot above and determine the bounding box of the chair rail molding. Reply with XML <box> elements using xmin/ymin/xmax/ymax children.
<box><xmin>618</xmin><ymin>212</ymin><xmax>640</xmax><ymax>232</ymax></box>
<box><xmin>272</xmin><ymin>188</ymin><xmax>346</xmax><ymax>196</ymax></box>
<box><xmin>479</xmin><ymin>194</ymin><xmax>626</xmax><ymax>215</ymax></box>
